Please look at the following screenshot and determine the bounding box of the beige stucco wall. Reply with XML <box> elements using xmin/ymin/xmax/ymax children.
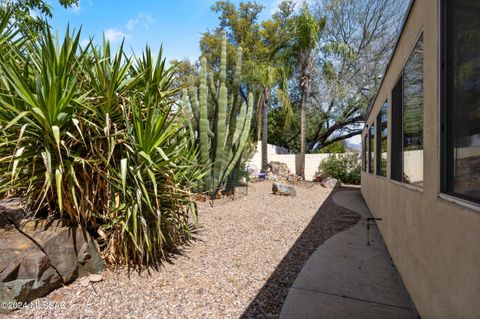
<box><xmin>361</xmin><ymin>1</ymin><xmax>480</xmax><ymax>318</ymax></box>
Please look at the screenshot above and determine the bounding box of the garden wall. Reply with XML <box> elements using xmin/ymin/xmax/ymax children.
<box><xmin>246</xmin><ymin>141</ymin><xmax>357</xmax><ymax>181</ymax></box>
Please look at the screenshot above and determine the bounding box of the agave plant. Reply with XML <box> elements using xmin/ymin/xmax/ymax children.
<box><xmin>0</xmin><ymin>15</ymin><xmax>202</xmax><ymax>266</ymax></box>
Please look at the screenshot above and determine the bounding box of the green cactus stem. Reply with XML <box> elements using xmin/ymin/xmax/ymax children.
<box><xmin>198</xmin><ymin>57</ymin><xmax>210</xmax><ymax>189</ymax></box>
<box><xmin>186</xmin><ymin>31</ymin><xmax>253</xmax><ymax>197</ymax></box>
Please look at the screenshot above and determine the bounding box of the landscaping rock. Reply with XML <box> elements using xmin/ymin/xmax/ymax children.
<box><xmin>79</xmin><ymin>273</ymin><xmax>103</xmax><ymax>287</ymax></box>
<box><xmin>287</xmin><ymin>174</ymin><xmax>303</xmax><ymax>184</ymax></box>
<box><xmin>313</xmin><ymin>172</ymin><xmax>328</xmax><ymax>183</ymax></box>
<box><xmin>87</xmin><ymin>273</ymin><xmax>103</xmax><ymax>283</ymax></box>
<box><xmin>321</xmin><ymin>177</ymin><xmax>341</xmax><ymax>189</ymax></box>
<box><xmin>0</xmin><ymin>198</ymin><xmax>24</xmax><ymax>228</ymax></box>
<box><xmin>267</xmin><ymin>161</ymin><xmax>303</xmax><ymax>183</ymax></box>
<box><xmin>0</xmin><ymin>217</ymin><xmax>104</xmax><ymax>313</ymax></box>
<box><xmin>269</xmin><ymin>161</ymin><xmax>291</xmax><ymax>176</ymax></box>
<box><xmin>272</xmin><ymin>183</ymin><xmax>296</xmax><ymax>196</ymax></box>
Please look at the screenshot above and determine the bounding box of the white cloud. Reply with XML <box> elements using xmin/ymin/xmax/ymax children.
<box><xmin>126</xmin><ymin>13</ymin><xmax>155</xmax><ymax>31</ymax></box>
<box><xmin>104</xmin><ymin>28</ymin><xmax>128</xmax><ymax>43</ymax></box>
<box><xmin>127</xmin><ymin>18</ymin><xmax>139</xmax><ymax>31</ymax></box>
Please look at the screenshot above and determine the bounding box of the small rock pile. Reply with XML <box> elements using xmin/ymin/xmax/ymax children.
<box><xmin>267</xmin><ymin>161</ymin><xmax>302</xmax><ymax>184</ymax></box>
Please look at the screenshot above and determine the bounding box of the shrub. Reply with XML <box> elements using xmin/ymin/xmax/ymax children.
<box><xmin>0</xmin><ymin>13</ymin><xmax>203</xmax><ymax>266</ymax></box>
<box><xmin>317</xmin><ymin>141</ymin><xmax>345</xmax><ymax>153</ymax></box>
<box><xmin>319</xmin><ymin>153</ymin><xmax>361</xmax><ymax>185</ymax></box>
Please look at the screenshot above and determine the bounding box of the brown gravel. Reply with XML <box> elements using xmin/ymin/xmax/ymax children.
<box><xmin>9</xmin><ymin>182</ymin><xmax>359</xmax><ymax>319</ymax></box>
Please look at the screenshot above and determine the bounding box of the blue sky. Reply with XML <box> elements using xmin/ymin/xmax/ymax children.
<box><xmin>46</xmin><ymin>0</ymin><xmax>362</xmax><ymax>146</ymax></box>
<box><xmin>47</xmin><ymin>0</ymin><xmax>286</xmax><ymax>62</ymax></box>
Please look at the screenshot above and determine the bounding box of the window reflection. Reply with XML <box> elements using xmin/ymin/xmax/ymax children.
<box><xmin>403</xmin><ymin>35</ymin><xmax>424</xmax><ymax>187</ymax></box>
<box><xmin>377</xmin><ymin>102</ymin><xmax>388</xmax><ymax>177</ymax></box>
<box><xmin>369</xmin><ymin>125</ymin><xmax>375</xmax><ymax>173</ymax></box>
<box><xmin>363</xmin><ymin>134</ymin><xmax>368</xmax><ymax>172</ymax></box>
<box><xmin>446</xmin><ymin>1</ymin><xmax>480</xmax><ymax>201</ymax></box>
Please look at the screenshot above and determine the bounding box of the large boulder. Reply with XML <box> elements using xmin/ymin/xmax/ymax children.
<box><xmin>272</xmin><ymin>183</ymin><xmax>296</xmax><ymax>196</ymax></box>
<box><xmin>0</xmin><ymin>214</ymin><xmax>104</xmax><ymax>313</ymax></box>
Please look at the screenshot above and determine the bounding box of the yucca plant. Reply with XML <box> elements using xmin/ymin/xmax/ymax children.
<box><xmin>0</xmin><ymin>15</ymin><xmax>202</xmax><ymax>266</ymax></box>
<box><xmin>0</xmin><ymin>25</ymin><xmax>85</xmax><ymax>217</ymax></box>
<box><xmin>100</xmin><ymin>51</ymin><xmax>203</xmax><ymax>265</ymax></box>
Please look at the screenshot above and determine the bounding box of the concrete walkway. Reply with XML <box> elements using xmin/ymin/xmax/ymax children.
<box><xmin>279</xmin><ymin>190</ymin><xmax>419</xmax><ymax>319</ymax></box>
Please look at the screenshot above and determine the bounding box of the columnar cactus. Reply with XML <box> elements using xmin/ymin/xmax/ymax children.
<box><xmin>185</xmin><ymin>32</ymin><xmax>253</xmax><ymax>196</ymax></box>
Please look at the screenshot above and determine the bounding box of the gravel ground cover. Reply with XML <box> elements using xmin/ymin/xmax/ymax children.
<box><xmin>10</xmin><ymin>182</ymin><xmax>359</xmax><ymax>319</ymax></box>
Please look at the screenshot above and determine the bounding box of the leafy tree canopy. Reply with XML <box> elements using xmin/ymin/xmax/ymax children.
<box><xmin>0</xmin><ymin>0</ymin><xmax>78</xmax><ymax>32</ymax></box>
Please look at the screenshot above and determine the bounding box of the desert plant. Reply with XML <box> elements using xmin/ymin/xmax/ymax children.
<box><xmin>319</xmin><ymin>153</ymin><xmax>361</xmax><ymax>184</ymax></box>
<box><xmin>186</xmin><ymin>32</ymin><xmax>254</xmax><ymax>197</ymax></box>
<box><xmin>0</xmin><ymin>19</ymin><xmax>202</xmax><ymax>266</ymax></box>
<box><xmin>317</xmin><ymin>141</ymin><xmax>345</xmax><ymax>153</ymax></box>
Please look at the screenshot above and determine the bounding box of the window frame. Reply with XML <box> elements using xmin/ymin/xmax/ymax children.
<box><xmin>376</xmin><ymin>101</ymin><xmax>388</xmax><ymax>177</ymax></box>
<box><xmin>390</xmin><ymin>32</ymin><xmax>424</xmax><ymax>186</ymax></box>
<box><xmin>440</xmin><ymin>0</ymin><xmax>480</xmax><ymax>204</ymax></box>
<box><xmin>368</xmin><ymin>124</ymin><xmax>375</xmax><ymax>174</ymax></box>
<box><xmin>391</xmin><ymin>74</ymin><xmax>403</xmax><ymax>181</ymax></box>
<box><xmin>363</xmin><ymin>133</ymin><xmax>368</xmax><ymax>172</ymax></box>
<box><xmin>401</xmin><ymin>33</ymin><xmax>424</xmax><ymax>187</ymax></box>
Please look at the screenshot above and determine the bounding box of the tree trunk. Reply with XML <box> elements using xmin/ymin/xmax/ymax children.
<box><xmin>299</xmin><ymin>89</ymin><xmax>307</xmax><ymax>180</ymax></box>
<box><xmin>261</xmin><ymin>88</ymin><xmax>269</xmax><ymax>170</ymax></box>
<box><xmin>299</xmin><ymin>52</ymin><xmax>311</xmax><ymax>180</ymax></box>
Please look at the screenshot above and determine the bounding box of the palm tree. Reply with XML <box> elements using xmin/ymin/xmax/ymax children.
<box><xmin>245</xmin><ymin>62</ymin><xmax>292</xmax><ymax>170</ymax></box>
<box><xmin>289</xmin><ymin>4</ymin><xmax>326</xmax><ymax>179</ymax></box>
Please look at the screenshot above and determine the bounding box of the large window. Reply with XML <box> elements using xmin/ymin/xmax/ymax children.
<box><xmin>391</xmin><ymin>36</ymin><xmax>424</xmax><ymax>186</ymax></box>
<box><xmin>376</xmin><ymin>102</ymin><xmax>388</xmax><ymax>177</ymax></box>
<box><xmin>403</xmin><ymin>35</ymin><xmax>424</xmax><ymax>187</ymax></box>
<box><xmin>442</xmin><ymin>1</ymin><xmax>480</xmax><ymax>202</ymax></box>
<box><xmin>369</xmin><ymin>125</ymin><xmax>375</xmax><ymax>173</ymax></box>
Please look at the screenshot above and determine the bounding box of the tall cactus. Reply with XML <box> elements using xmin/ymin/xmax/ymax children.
<box><xmin>185</xmin><ymin>32</ymin><xmax>253</xmax><ymax>196</ymax></box>
<box><xmin>198</xmin><ymin>58</ymin><xmax>211</xmax><ymax>188</ymax></box>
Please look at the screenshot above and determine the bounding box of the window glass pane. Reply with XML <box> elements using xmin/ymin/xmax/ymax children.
<box><xmin>377</xmin><ymin>102</ymin><xmax>388</xmax><ymax>176</ymax></box>
<box><xmin>403</xmin><ymin>35</ymin><xmax>424</xmax><ymax>187</ymax></box>
<box><xmin>369</xmin><ymin>125</ymin><xmax>375</xmax><ymax>173</ymax></box>
<box><xmin>446</xmin><ymin>1</ymin><xmax>480</xmax><ymax>201</ymax></box>
<box><xmin>391</xmin><ymin>76</ymin><xmax>403</xmax><ymax>181</ymax></box>
<box><xmin>363</xmin><ymin>134</ymin><xmax>368</xmax><ymax>172</ymax></box>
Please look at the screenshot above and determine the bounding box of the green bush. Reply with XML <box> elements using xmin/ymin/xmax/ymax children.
<box><xmin>317</xmin><ymin>141</ymin><xmax>345</xmax><ymax>153</ymax></box>
<box><xmin>0</xmin><ymin>12</ymin><xmax>203</xmax><ymax>266</ymax></box>
<box><xmin>318</xmin><ymin>153</ymin><xmax>361</xmax><ymax>185</ymax></box>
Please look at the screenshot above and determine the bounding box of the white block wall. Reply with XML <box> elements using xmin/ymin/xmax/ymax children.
<box><xmin>246</xmin><ymin>141</ymin><xmax>357</xmax><ymax>181</ymax></box>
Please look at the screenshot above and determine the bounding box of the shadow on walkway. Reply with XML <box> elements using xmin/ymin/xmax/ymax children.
<box><xmin>240</xmin><ymin>187</ymin><xmax>361</xmax><ymax>318</ymax></box>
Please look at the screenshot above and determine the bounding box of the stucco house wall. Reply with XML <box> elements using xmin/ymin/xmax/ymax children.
<box><xmin>361</xmin><ymin>1</ymin><xmax>480</xmax><ymax>318</ymax></box>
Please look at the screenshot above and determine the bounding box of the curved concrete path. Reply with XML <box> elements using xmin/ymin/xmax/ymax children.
<box><xmin>279</xmin><ymin>190</ymin><xmax>419</xmax><ymax>319</ymax></box>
